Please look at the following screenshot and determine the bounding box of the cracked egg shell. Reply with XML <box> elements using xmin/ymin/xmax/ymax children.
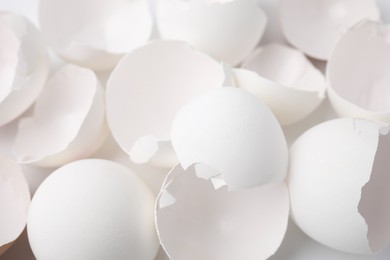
<box><xmin>155</xmin><ymin>0</ymin><xmax>267</xmax><ymax>65</ymax></box>
<box><xmin>289</xmin><ymin>118</ymin><xmax>390</xmax><ymax>254</ymax></box>
<box><xmin>0</xmin><ymin>12</ymin><xmax>49</xmax><ymax>127</ymax></box>
<box><xmin>327</xmin><ymin>21</ymin><xmax>390</xmax><ymax>123</ymax></box>
<box><xmin>13</xmin><ymin>64</ymin><xmax>107</xmax><ymax>168</ymax></box>
<box><xmin>0</xmin><ymin>155</ymin><xmax>30</xmax><ymax>256</ymax></box>
<box><xmin>156</xmin><ymin>163</ymin><xmax>289</xmax><ymax>260</ymax></box>
<box><xmin>38</xmin><ymin>0</ymin><xmax>152</xmax><ymax>70</ymax></box>
<box><xmin>280</xmin><ymin>0</ymin><xmax>380</xmax><ymax>60</ymax></box>
<box><xmin>171</xmin><ymin>87</ymin><xmax>288</xmax><ymax>190</ymax></box>
<box><xmin>106</xmin><ymin>40</ymin><xmax>225</xmax><ymax>168</ymax></box>
<box><xmin>233</xmin><ymin>43</ymin><xmax>327</xmax><ymax>126</ymax></box>
<box><xmin>27</xmin><ymin>159</ymin><xmax>159</xmax><ymax>260</ymax></box>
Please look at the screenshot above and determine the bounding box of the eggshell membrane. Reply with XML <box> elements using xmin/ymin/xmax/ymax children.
<box><xmin>0</xmin><ymin>12</ymin><xmax>49</xmax><ymax>126</ymax></box>
<box><xmin>327</xmin><ymin>21</ymin><xmax>390</xmax><ymax>122</ymax></box>
<box><xmin>27</xmin><ymin>159</ymin><xmax>159</xmax><ymax>260</ymax></box>
<box><xmin>155</xmin><ymin>0</ymin><xmax>267</xmax><ymax>65</ymax></box>
<box><xmin>13</xmin><ymin>64</ymin><xmax>107</xmax><ymax>167</ymax></box>
<box><xmin>0</xmin><ymin>155</ymin><xmax>30</xmax><ymax>256</ymax></box>
<box><xmin>289</xmin><ymin>118</ymin><xmax>390</xmax><ymax>254</ymax></box>
<box><xmin>171</xmin><ymin>87</ymin><xmax>288</xmax><ymax>190</ymax></box>
<box><xmin>156</xmin><ymin>164</ymin><xmax>289</xmax><ymax>260</ymax></box>
<box><xmin>280</xmin><ymin>0</ymin><xmax>380</xmax><ymax>60</ymax></box>
<box><xmin>106</xmin><ymin>40</ymin><xmax>225</xmax><ymax>167</ymax></box>
<box><xmin>38</xmin><ymin>0</ymin><xmax>152</xmax><ymax>70</ymax></box>
<box><xmin>234</xmin><ymin>43</ymin><xmax>326</xmax><ymax>126</ymax></box>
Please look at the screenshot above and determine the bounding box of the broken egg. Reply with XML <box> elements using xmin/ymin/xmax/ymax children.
<box><xmin>171</xmin><ymin>87</ymin><xmax>288</xmax><ymax>190</ymax></box>
<box><xmin>289</xmin><ymin>118</ymin><xmax>390</xmax><ymax>254</ymax></box>
<box><xmin>155</xmin><ymin>0</ymin><xmax>267</xmax><ymax>65</ymax></box>
<box><xmin>233</xmin><ymin>43</ymin><xmax>327</xmax><ymax>126</ymax></box>
<box><xmin>27</xmin><ymin>159</ymin><xmax>159</xmax><ymax>260</ymax></box>
<box><xmin>106</xmin><ymin>40</ymin><xmax>225</xmax><ymax>167</ymax></box>
<box><xmin>279</xmin><ymin>0</ymin><xmax>380</xmax><ymax>60</ymax></box>
<box><xmin>156</xmin><ymin>163</ymin><xmax>290</xmax><ymax>260</ymax></box>
<box><xmin>13</xmin><ymin>64</ymin><xmax>107</xmax><ymax>167</ymax></box>
<box><xmin>38</xmin><ymin>0</ymin><xmax>153</xmax><ymax>70</ymax></box>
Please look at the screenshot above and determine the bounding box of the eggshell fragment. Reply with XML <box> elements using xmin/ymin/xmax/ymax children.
<box><xmin>13</xmin><ymin>64</ymin><xmax>107</xmax><ymax>167</ymax></box>
<box><xmin>171</xmin><ymin>87</ymin><xmax>288</xmax><ymax>190</ymax></box>
<box><xmin>38</xmin><ymin>0</ymin><xmax>152</xmax><ymax>70</ymax></box>
<box><xmin>280</xmin><ymin>0</ymin><xmax>380</xmax><ymax>60</ymax></box>
<box><xmin>156</xmin><ymin>163</ymin><xmax>290</xmax><ymax>260</ymax></box>
<box><xmin>289</xmin><ymin>118</ymin><xmax>390</xmax><ymax>254</ymax></box>
<box><xmin>233</xmin><ymin>43</ymin><xmax>327</xmax><ymax>126</ymax></box>
<box><xmin>327</xmin><ymin>21</ymin><xmax>390</xmax><ymax>122</ymax></box>
<box><xmin>27</xmin><ymin>159</ymin><xmax>159</xmax><ymax>260</ymax></box>
<box><xmin>155</xmin><ymin>0</ymin><xmax>267</xmax><ymax>65</ymax></box>
<box><xmin>0</xmin><ymin>155</ymin><xmax>30</xmax><ymax>256</ymax></box>
<box><xmin>106</xmin><ymin>40</ymin><xmax>225</xmax><ymax>167</ymax></box>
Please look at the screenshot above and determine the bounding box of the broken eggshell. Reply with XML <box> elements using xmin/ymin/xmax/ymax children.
<box><xmin>155</xmin><ymin>0</ymin><xmax>267</xmax><ymax>65</ymax></box>
<box><xmin>156</xmin><ymin>163</ymin><xmax>290</xmax><ymax>260</ymax></box>
<box><xmin>279</xmin><ymin>0</ymin><xmax>380</xmax><ymax>60</ymax></box>
<box><xmin>0</xmin><ymin>155</ymin><xmax>30</xmax><ymax>256</ymax></box>
<box><xmin>327</xmin><ymin>20</ymin><xmax>390</xmax><ymax>123</ymax></box>
<box><xmin>171</xmin><ymin>87</ymin><xmax>288</xmax><ymax>190</ymax></box>
<box><xmin>38</xmin><ymin>0</ymin><xmax>153</xmax><ymax>70</ymax></box>
<box><xmin>106</xmin><ymin>40</ymin><xmax>225</xmax><ymax>168</ymax></box>
<box><xmin>233</xmin><ymin>43</ymin><xmax>327</xmax><ymax>126</ymax></box>
<box><xmin>0</xmin><ymin>12</ymin><xmax>49</xmax><ymax>127</ymax></box>
<box><xmin>289</xmin><ymin>118</ymin><xmax>390</xmax><ymax>254</ymax></box>
<box><xmin>13</xmin><ymin>64</ymin><xmax>107</xmax><ymax>168</ymax></box>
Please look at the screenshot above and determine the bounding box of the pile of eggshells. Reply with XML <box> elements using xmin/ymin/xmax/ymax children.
<box><xmin>1</xmin><ymin>0</ymin><xmax>390</xmax><ymax>259</ymax></box>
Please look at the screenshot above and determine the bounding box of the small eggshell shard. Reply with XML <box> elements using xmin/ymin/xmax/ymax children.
<box><xmin>155</xmin><ymin>0</ymin><xmax>267</xmax><ymax>65</ymax></box>
<box><xmin>156</xmin><ymin>164</ymin><xmax>290</xmax><ymax>260</ymax></box>
<box><xmin>171</xmin><ymin>87</ymin><xmax>288</xmax><ymax>190</ymax></box>
<box><xmin>38</xmin><ymin>0</ymin><xmax>152</xmax><ymax>70</ymax></box>
<box><xmin>13</xmin><ymin>64</ymin><xmax>107</xmax><ymax>167</ymax></box>
<box><xmin>0</xmin><ymin>155</ymin><xmax>30</xmax><ymax>256</ymax></box>
<box><xmin>327</xmin><ymin>21</ymin><xmax>390</xmax><ymax>122</ymax></box>
<box><xmin>289</xmin><ymin>118</ymin><xmax>390</xmax><ymax>254</ymax></box>
<box><xmin>233</xmin><ymin>43</ymin><xmax>327</xmax><ymax>126</ymax></box>
<box><xmin>280</xmin><ymin>0</ymin><xmax>380</xmax><ymax>60</ymax></box>
<box><xmin>106</xmin><ymin>40</ymin><xmax>225</xmax><ymax>167</ymax></box>
<box><xmin>27</xmin><ymin>159</ymin><xmax>159</xmax><ymax>260</ymax></box>
<box><xmin>0</xmin><ymin>12</ymin><xmax>49</xmax><ymax>127</ymax></box>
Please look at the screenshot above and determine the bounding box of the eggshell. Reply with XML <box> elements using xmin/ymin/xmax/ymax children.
<box><xmin>0</xmin><ymin>155</ymin><xmax>30</xmax><ymax>256</ymax></box>
<box><xmin>0</xmin><ymin>12</ymin><xmax>49</xmax><ymax>126</ymax></box>
<box><xmin>288</xmin><ymin>118</ymin><xmax>390</xmax><ymax>254</ymax></box>
<box><xmin>106</xmin><ymin>40</ymin><xmax>225</xmax><ymax>167</ymax></box>
<box><xmin>280</xmin><ymin>0</ymin><xmax>380</xmax><ymax>60</ymax></box>
<box><xmin>155</xmin><ymin>0</ymin><xmax>267</xmax><ymax>65</ymax></box>
<box><xmin>171</xmin><ymin>87</ymin><xmax>288</xmax><ymax>190</ymax></box>
<box><xmin>38</xmin><ymin>0</ymin><xmax>152</xmax><ymax>70</ymax></box>
<box><xmin>27</xmin><ymin>159</ymin><xmax>159</xmax><ymax>260</ymax></box>
<box><xmin>233</xmin><ymin>43</ymin><xmax>327</xmax><ymax>126</ymax></box>
<box><xmin>327</xmin><ymin>21</ymin><xmax>390</xmax><ymax>122</ymax></box>
<box><xmin>156</xmin><ymin>163</ymin><xmax>290</xmax><ymax>260</ymax></box>
<box><xmin>13</xmin><ymin>64</ymin><xmax>107</xmax><ymax>167</ymax></box>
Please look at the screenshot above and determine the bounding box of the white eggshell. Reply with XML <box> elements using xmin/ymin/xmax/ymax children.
<box><xmin>106</xmin><ymin>40</ymin><xmax>225</xmax><ymax>167</ymax></box>
<box><xmin>38</xmin><ymin>0</ymin><xmax>152</xmax><ymax>70</ymax></box>
<box><xmin>13</xmin><ymin>64</ymin><xmax>107</xmax><ymax>167</ymax></box>
<box><xmin>155</xmin><ymin>0</ymin><xmax>267</xmax><ymax>65</ymax></box>
<box><xmin>280</xmin><ymin>0</ymin><xmax>380</xmax><ymax>60</ymax></box>
<box><xmin>0</xmin><ymin>155</ymin><xmax>30</xmax><ymax>256</ymax></box>
<box><xmin>0</xmin><ymin>12</ymin><xmax>49</xmax><ymax>126</ymax></box>
<box><xmin>171</xmin><ymin>87</ymin><xmax>288</xmax><ymax>190</ymax></box>
<box><xmin>289</xmin><ymin>118</ymin><xmax>390</xmax><ymax>254</ymax></box>
<box><xmin>156</xmin><ymin>163</ymin><xmax>290</xmax><ymax>260</ymax></box>
<box><xmin>27</xmin><ymin>159</ymin><xmax>159</xmax><ymax>260</ymax></box>
<box><xmin>327</xmin><ymin>21</ymin><xmax>390</xmax><ymax>122</ymax></box>
<box><xmin>233</xmin><ymin>43</ymin><xmax>327</xmax><ymax>126</ymax></box>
